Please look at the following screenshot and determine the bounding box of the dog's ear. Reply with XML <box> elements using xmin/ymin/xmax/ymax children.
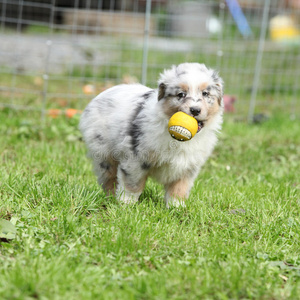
<box><xmin>215</xmin><ymin>82</ymin><xmax>223</xmax><ymax>106</ymax></box>
<box><xmin>158</xmin><ymin>83</ymin><xmax>166</xmax><ymax>101</ymax></box>
<box><xmin>211</xmin><ymin>71</ymin><xmax>224</xmax><ymax>105</ymax></box>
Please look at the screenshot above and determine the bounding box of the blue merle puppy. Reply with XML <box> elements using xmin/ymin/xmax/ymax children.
<box><xmin>79</xmin><ymin>63</ymin><xmax>223</xmax><ymax>208</ymax></box>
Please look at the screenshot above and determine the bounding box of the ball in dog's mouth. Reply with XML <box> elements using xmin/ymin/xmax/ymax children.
<box><xmin>168</xmin><ymin>112</ymin><xmax>208</xmax><ymax>141</ymax></box>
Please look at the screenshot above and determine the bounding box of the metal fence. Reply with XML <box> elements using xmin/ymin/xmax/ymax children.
<box><xmin>0</xmin><ymin>0</ymin><xmax>299</xmax><ymax>120</ymax></box>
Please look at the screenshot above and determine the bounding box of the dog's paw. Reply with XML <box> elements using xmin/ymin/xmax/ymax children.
<box><xmin>166</xmin><ymin>198</ymin><xmax>186</xmax><ymax>209</ymax></box>
<box><xmin>117</xmin><ymin>190</ymin><xmax>140</xmax><ymax>205</ymax></box>
<box><xmin>119</xmin><ymin>196</ymin><xmax>139</xmax><ymax>205</ymax></box>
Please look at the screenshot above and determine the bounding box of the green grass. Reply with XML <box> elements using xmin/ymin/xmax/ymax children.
<box><xmin>0</xmin><ymin>108</ymin><xmax>300</xmax><ymax>299</ymax></box>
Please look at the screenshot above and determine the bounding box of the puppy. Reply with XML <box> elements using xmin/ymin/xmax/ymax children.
<box><xmin>79</xmin><ymin>63</ymin><xmax>223</xmax><ymax>208</ymax></box>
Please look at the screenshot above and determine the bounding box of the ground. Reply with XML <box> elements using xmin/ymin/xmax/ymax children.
<box><xmin>0</xmin><ymin>108</ymin><xmax>299</xmax><ymax>299</ymax></box>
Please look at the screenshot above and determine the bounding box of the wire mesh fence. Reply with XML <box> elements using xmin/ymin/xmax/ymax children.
<box><xmin>0</xmin><ymin>0</ymin><xmax>299</xmax><ymax>120</ymax></box>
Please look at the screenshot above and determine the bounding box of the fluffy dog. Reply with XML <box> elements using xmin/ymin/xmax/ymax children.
<box><xmin>79</xmin><ymin>63</ymin><xmax>223</xmax><ymax>208</ymax></box>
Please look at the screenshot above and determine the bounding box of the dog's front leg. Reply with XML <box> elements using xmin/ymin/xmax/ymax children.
<box><xmin>116</xmin><ymin>162</ymin><xmax>147</xmax><ymax>204</ymax></box>
<box><xmin>164</xmin><ymin>177</ymin><xmax>194</xmax><ymax>208</ymax></box>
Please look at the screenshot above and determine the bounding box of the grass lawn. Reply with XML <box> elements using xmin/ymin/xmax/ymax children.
<box><xmin>0</xmin><ymin>108</ymin><xmax>299</xmax><ymax>299</ymax></box>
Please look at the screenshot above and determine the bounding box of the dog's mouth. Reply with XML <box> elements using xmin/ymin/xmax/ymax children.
<box><xmin>197</xmin><ymin>120</ymin><xmax>205</xmax><ymax>133</ymax></box>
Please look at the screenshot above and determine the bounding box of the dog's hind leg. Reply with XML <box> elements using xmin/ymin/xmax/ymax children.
<box><xmin>116</xmin><ymin>161</ymin><xmax>148</xmax><ymax>204</ymax></box>
<box><xmin>95</xmin><ymin>158</ymin><xmax>118</xmax><ymax>196</ymax></box>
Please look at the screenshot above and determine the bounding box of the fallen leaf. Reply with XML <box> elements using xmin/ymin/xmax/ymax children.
<box><xmin>65</xmin><ymin>109</ymin><xmax>81</xmax><ymax>118</ymax></box>
<box><xmin>0</xmin><ymin>219</ymin><xmax>17</xmax><ymax>240</ymax></box>
<box><xmin>82</xmin><ymin>84</ymin><xmax>95</xmax><ymax>94</ymax></box>
<box><xmin>229</xmin><ymin>209</ymin><xmax>246</xmax><ymax>215</ymax></box>
<box><xmin>279</xmin><ymin>274</ymin><xmax>288</xmax><ymax>281</ymax></box>
<box><xmin>48</xmin><ymin>109</ymin><xmax>61</xmax><ymax>118</ymax></box>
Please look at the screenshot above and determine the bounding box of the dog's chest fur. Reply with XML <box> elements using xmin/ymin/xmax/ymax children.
<box><xmin>141</xmin><ymin>129</ymin><xmax>218</xmax><ymax>184</ymax></box>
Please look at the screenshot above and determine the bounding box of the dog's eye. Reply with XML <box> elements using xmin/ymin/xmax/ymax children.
<box><xmin>202</xmin><ymin>91</ymin><xmax>210</xmax><ymax>97</ymax></box>
<box><xmin>177</xmin><ymin>92</ymin><xmax>186</xmax><ymax>99</ymax></box>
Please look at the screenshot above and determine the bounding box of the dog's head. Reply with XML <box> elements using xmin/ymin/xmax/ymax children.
<box><xmin>158</xmin><ymin>63</ymin><xmax>223</xmax><ymax>132</ymax></box>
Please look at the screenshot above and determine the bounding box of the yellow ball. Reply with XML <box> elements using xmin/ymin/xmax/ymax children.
<box><xmin>168</xmin><ymin>112</ymin><xmax>198</xmax><ymax>141</ymax></box>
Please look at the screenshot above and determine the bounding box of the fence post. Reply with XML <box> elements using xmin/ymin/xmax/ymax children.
<box><xmin>141</xmin><ymin>0</ymin><xmax>152</xmax><ymax>85</ymax></box>
<box><xmin>41</xmin><ymin>0</ymin><xmax>56</xmax><ymax>122</ymax></box>
<box><xmin>41</xmin><ymin>40</ymin><xmax>52</xmax><ymax>122</ymax></box>
<box><xmin>248</xmin><ymin>0</ymin><xmax>271</xmax><ymax>123</ymax></box>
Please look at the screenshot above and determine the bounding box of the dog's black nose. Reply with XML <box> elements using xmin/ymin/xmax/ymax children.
<box><xmin>190</xmin><ymin>107</ymin><xmax>201</xmax><ymax>116</ymax></box>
